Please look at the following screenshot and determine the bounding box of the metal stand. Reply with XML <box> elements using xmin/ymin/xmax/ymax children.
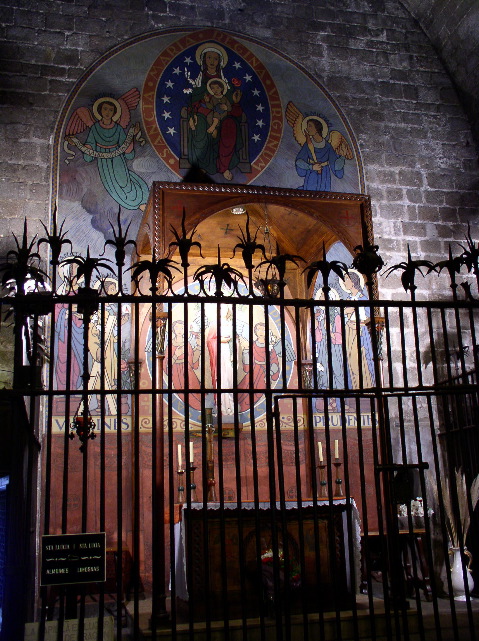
<box><xmin>189</xmin><ymin>464</ymin><xmax>198</xmax><ymax>503</ymax></box>
<box><xmin>334</xmin><ymin>461</ymin><xmax>344</xmax><ymax>498</ymax></box>
<box><xmin>205</xmin><ymin>408</ymin><xmax>217</xmax><ymax>502</ymax></box>
<box><xmin>177</xmin><ymin>470</ymin><xmax>185</xmax><ymax>504</ymax></box>
<box><xmin>318</xmin><ymin>463</ymin><xmax>327</xmax><ymax>498</ymax></box>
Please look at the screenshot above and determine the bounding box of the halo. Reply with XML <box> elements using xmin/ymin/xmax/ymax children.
<box><xmin>315</xmin><ymin>287</ymin><xmax>339</xmax><ymax>301</ymax></box>
<box><xmin>195</xmin><ymin>42</ymin><xmax>228</xmax><ymax>68</ymax></box>
<box><xmin>338</xmin><ymin>269</ymin><xmax>365</xmax><ymax>294</ymax></box>
<box><xmin>302</xmin><ymin>115</ymin><xmax>328</xmax><ymax>139</ymax></box>
<box><xmin>93</xmin><ymin>97</ymin><xmax>122</xmax><ymax>122</ymax></box>
<box><xmin>94</xmin><ymin>276</ymin><xmax>118</xmax><ymax>293</ymax></box>
<box><xmin>206</xmin><ymin>77</ymin><xmax>227</xmax><ymax>95</ymax></box>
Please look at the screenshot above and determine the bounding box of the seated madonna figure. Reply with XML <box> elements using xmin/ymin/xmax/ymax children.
<box><xmin>187</xmin><ymin>42</ymin><xmax>245</xmax><ymax>181</ymax></box>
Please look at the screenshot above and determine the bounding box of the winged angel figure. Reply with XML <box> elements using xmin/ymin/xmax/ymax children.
<box><xmin>63</xmin><ymin>89</ymin><xmax>149</xmax><ymax>211</ymax></box>
<box><xmin>285</xmin><ymin>102</ymin><xmax>354</xmax><ymax>192</ymax></box>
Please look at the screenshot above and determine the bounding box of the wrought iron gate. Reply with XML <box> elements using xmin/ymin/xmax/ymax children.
<box><xmin>1</xmin><ymin>228</ymin><xmax>479</xmax><ymax>641</ymax></box>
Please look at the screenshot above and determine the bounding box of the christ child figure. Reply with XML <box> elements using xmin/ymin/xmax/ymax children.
<box><xmin>204</xmin><ymin>78</ymin><xmax>231</xmax><ymax>137</ymax></box>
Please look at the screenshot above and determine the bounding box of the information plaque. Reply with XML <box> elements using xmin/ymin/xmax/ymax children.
<box><xmin>41</xmin><ymin>532</ymin><xmax>106</xmax><ymax>586</ymax></box>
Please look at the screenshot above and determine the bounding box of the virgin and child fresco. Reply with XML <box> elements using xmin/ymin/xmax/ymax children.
<box><xmin>142</xmin><ymin>34</ymin><xmax>281</xmax><ymax>184</ymax></box>
<box><xmin>56</xmin><ymin>29</ymin><xmax>362</xmax><ymax>255</ymax></box>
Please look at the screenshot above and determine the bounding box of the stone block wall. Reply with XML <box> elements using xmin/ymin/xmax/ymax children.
<box><xmin>0</xmin><ymin>0</ymin><xmax>478</xmax><ymax>298</ymax></box>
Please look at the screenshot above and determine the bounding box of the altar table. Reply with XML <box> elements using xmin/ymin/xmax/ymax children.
<box><xmin>174</xmin><ymin>500</ymin><xmax>360</xmax><ymax>620</ymax></box>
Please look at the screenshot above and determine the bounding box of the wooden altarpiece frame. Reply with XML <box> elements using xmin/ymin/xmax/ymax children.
<box><xmin>136</xmin><ymin>183</ymin><xmax>374</xmax><ymax>286</ymax></box>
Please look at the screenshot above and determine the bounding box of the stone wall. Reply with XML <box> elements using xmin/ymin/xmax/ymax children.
<box><xmin>0</xmin><ymin>0</ymin><xmax>478</xmax><ymax>293</ymax></box>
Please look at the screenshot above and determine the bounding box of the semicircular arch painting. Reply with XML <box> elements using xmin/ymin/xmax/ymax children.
<box><xmin>55</xmin><ymin>27</ymin><xmax>364</xmax><ymax>258</ymax></box>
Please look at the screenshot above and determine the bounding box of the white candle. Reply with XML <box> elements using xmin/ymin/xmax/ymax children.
<box><xmin>189</xmin><ymin>441</ymin><xmax>194</xmax><ymax>464</ymax></box>
<box><xmin>318</xmin><ymin>441</ymin><xmax>323</xmax><ymax>462</ymax></box>
<box><xmin>334</xmin><ymin>439</ymin><xmax>339</xmax><ymax>460</ymax></box>
<box><xmin>178</xmin><ymin>443</ymin><xmax>182</xmax><ymax>470</ymax></box>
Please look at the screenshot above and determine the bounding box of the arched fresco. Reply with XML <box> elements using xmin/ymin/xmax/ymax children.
<box><xmin>54</xmin><ymin>28</ymin><xmax>364</xmax><ymax>259</ymax></box>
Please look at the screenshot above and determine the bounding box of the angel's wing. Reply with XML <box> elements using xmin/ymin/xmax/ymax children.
<box><xmin>64</xmin><ymin>106</ymin><xmax>94</xmax><ymax>137</ymax></box>
<box><xmin>328</xmin><ymin>130</ymin><xmax>354</xmax><ymax>160</ymax></box>
<box><xmin>285</xmin><ymin>101</ymin><xmax>306</xmax><ymax>146</ymax></box>
<box><xmin>118</xmin><ymin>88</ymin><xmax>141</xmax><ymax>128</ymax></box>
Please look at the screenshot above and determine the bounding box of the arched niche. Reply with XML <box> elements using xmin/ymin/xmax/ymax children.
<box><xmin>136</xmin><ymin>183</ymin><xmax>374</xmax><ymax>299</ymax></box>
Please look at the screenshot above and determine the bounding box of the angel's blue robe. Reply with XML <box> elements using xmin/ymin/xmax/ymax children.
<box><xmin>295</xmin><ymin>139</ymin><xmax>345</xmax><ymax>191</ymax></box>
<box><xmin>84</xmin><ymin>122</ymin><xmax>149</xmax><ymax>210</ymax></box>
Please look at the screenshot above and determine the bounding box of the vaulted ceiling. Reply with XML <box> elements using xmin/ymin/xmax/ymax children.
<box><xmin>401</xmin><ymin>0</ymin><xmax>479</xmax><ymax>151</ymax></box>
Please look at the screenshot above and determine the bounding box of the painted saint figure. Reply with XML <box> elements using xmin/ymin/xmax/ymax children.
<box><xmin>88</xmin><ymin>279</ymin><xmax>130</xmax><ymax>413</ymax></box>
<box><xmin>285</xmin><ymin>102</ymin><xmax>354</xmax><ymax>191</ymax></box>
<box><xmin>187</xmin><ymin>42</ymin><xmax>245</xmax><ymax>181</ymax></box>
<box><xmin>53</xmin><ymin>261</ymin><xmax>84</xmax><ymax>391</ymax></box>
<box><xmin>340</xmin><ymin>271</ymin><xmax>375</xmax><ymax>389</ymax></box>
<box><xmin>238</xmin><ymin>322</ymin><xmax>280</xmax><ymax>413</ymax></box>
<box><xmin>167</xmin><ymin>320</ymin><xmax>202</xmax><ymax>411</ymax></box>
<box><xmin>206</xmin><ymin>304</ymin><xmax>237</xmax><ymax>416</ymax></box>
<box><xmin>64</xmin><ymin>90</ymin><xmax>149</xmax><ymax>211</ymax></box>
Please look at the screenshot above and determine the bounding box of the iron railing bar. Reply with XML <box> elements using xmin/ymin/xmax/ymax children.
<box><xmin>319</xmin><ymin>403</ymin><xmax>344</xmax><ymax>639</ymax></box>
<box><xmin>306</xmin><ymin>393</ymin><xmax>327</xmax><ymax>641</ymax></box>
<box><xmin>426</xmin><ymin>306</ymin><xmax>440</xmax><ymax>386</ymax></box>
<box><xmin>398</xmin><ymin>306</ymin><xmax>408</xmax><ymax>391</ymax></box>
<box><xmin>340</xmin><ymin>395</ymin><xmax>361</xmax><ymax>641</ymax></box>
<box><xmin>435</xmin><ymin>392</ymin><xmax>463</xmax><ymax>641</ymax></box>
<box><xmin>383</xmin><ymin>306</ymin><xmax>393</xmax><ymax>389</ymax></box>
<box><xmin>113</xmin><ymin>306</ymin><xmax>124</xmax><ymax>641</ymax></box>
<box><xmin>291</xmin><ymin>396</ymin><xmax>310</xmax><ymax>641</ymax></box>
<box><xmin>231</xmin><ymin>304</ymin><xmax>249</xmax><ymax>639</ymax></box>
<box><xmin>39</xmin><ymin>296</ymin><xmax>58</xmax><ymax>640</ymax></box>
<box><xmin>394</xmin><ymin>397</ymin><xmax>418</xmax><ymax>641</ymax></box>
<box><xmin>279</xmin><ymin>296</ymin><xmax>288</xmax><ymax>390</ymax></box>
<box><xmin>166</xmin><ymin>302</ymin><xmax>178</xmax><ymax>636</ymax></box>
<box><xmin>150</xmin><ymin>298</ymin><xmax>158</xmax><ymax>641</ymax></box>
<box><xmin>29</xmin><ymin>378</ymin><xmax>479</xmax><ymax>398</ymax></box>
<box><xmin>263</xmin><ymin>305</ymin><xmax>284</xmax><ymax>640</ymax></box>
<box><xmin>132</xmin><ymin>301</ymin><xmax>141</xmax><ymax>640</ymax></box>
<box><xmin>214</xmin><ymin>303</ymin><xmax>231</xmax><ymax>639</ymax></box>
<box><xmin>407</xmin><ymin>396</ymin><xmax>431</xmax><ymax>641</ymax></box>
<box><xmin>96</xmin><ymin>300</ymin><xmax>107</xmax><ymax>641</ymax></box>
<box><xmin>418</xmin><ymin>396</ymin><xmax>445</xmax><ymax>638</ymax></box>
<box><xmin>367</xmin><ymin>398</ymin><xmax>393</xmax><ymax>641</ymax></box>
<box><xmin>353</xmin><ymin>305</ymin><xmax>365</xmax><ymax>391</ymax></box>
<box><xmin>355</xmin><ymin>395</ymin><xmax>379</xmax><ymax>641</ymax></box>
<box><xmin>197</xmin><ymin>309</ymin><xmax>212</xmax><ymax>641</ymax></box>
<box><xmin>379</xmin><ymin>395</ymin><xmax>406</xmax><ymax>641</ymax></box>
<box><xmin>266</xmin><ymin>387</ymin><xmax>283</xmax><ymax>640</ymax></box>
<box><xmin>246</xmin><ymin>299</ymin><xmax>268</xmax><ymax>640</ymax></box>
<box><xmin>310</xmin><ymin>305</ymin><xmax>319</xmax><ymax>391</ymax></box>
<box><xmin>452</xmin><ymin>305</ymin><xmax>468</xmax><ymax>379</ymax></box>
<box><xmin>411</xmin><ymin>302</ymin><xmax>423</xmax><ymax>388</ymax></box>
<box><xmin>273</xmin><ymin>395</ymin><xmax>293</xmax><ymax>641</ymax></box>
<box><xmin>40</xmin><ymin>292</ymin><xmax>479</xmax><ymax>311</ymax></box>
<box><xmin>61</xmin><ymin>300</ymin><xmax>74</xmax><ymax>535</ymax></box>
<box><xmin>440</xmin><ymin>307</ymin><xmax>454</xmax><ymax>386</ymax></box>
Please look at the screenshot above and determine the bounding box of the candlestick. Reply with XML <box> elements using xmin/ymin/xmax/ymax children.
<box><xmin>205</xmin><ymin>408</ymin><xmax>217</xmax><ymax>502</ymax></box>
<box><xmin>178</xmin><ymin>443</ymin><xmax>182</xmax><ymax>470</ymax></box>
<box><xmin>189</xmin><ymin>464</ymin><xmax>198</xmax><ymax>503</ymax></box>
<box><xmin>189</xmin><ymin>441</ymin><xmax>194</xmax><ymax>464</ymax></box>
<box><xmin>177</xmin><ymin>470</ymin><xmax>185</xmax><ymax>504</ymax></box>
<box><xmin>334</xmin><ymin>461</ymin><xmax>344</xmax><ymax>498</ymax></box>
<box><xmin>318</xmin><ymin>441</ymin><xmax>323</xmax><ymax>462</ymax></box>
<box><xmin>318</xmin><ymin>463</ymin><xmax>327</xmax><ymax>498</ymax></box>
<box><xmin>334</xmin><ymin>439</ymin><xmax>339</xmax><ymax>460</ymax></box>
